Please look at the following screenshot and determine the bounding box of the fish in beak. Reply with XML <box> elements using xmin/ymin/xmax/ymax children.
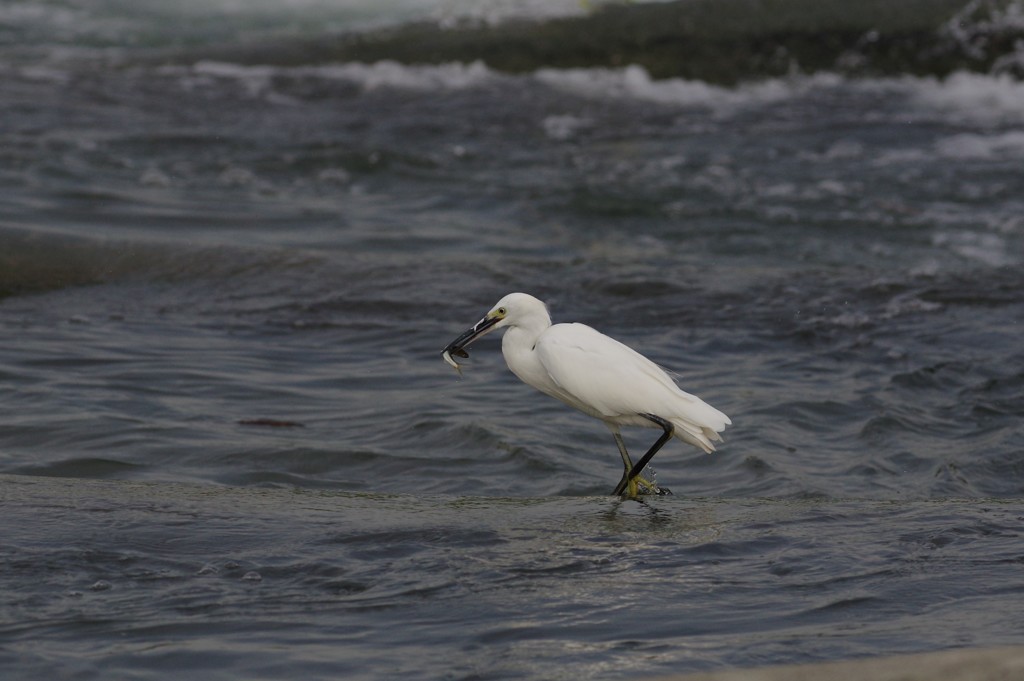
<box><xmin>441</xmin><ymin>312</ymin><xmax>503</xmax><ymax>376</ymax></box>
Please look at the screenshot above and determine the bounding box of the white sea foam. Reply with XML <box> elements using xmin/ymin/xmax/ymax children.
<box><xmin>185</xmin><ymin>59</ymin><xmax>495</xmax><ymax>93</ymax></box>
<box><xmin>320</xmin><ymin>59</ymin><xmax>494</xmax><ymax>91</ymax></box>
<box><xmin>534</xmin><ymin>64</ymin><xmax>842</xmax><ymax>111</ymax></box>
<box><xmin>172</xmin><ymin>59</ymin><xmax>1024</xmax><ymax>141</ymax></box>
<box><xmin>431</xmin><ymin>0</ymin><xmax>584</xmax><ymax>28</ymax></box>
<box><xmin>904</xmin><ymin>72</ymin><xmax>1024</xmax><ymax>126</ymax></box>
<box><xmin>532</xmin><ymin>65</ymin><xmax>1024</xmax><ymax>127</ymax></box>
<box><xmin>529</xmin><ymin>64</ymin><xmax>1024</xmax><ymax>129</ymax></box>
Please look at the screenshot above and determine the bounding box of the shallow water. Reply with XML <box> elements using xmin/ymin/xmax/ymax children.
<box><xmin>2</xmin><ymin>1</ymin><xmax>1024</xmax><ymax>679</ymax></box>
<box><xmin>4</xmin><ymin>476</ymin><xmax>1024</xmax><ymax>681</ymax></box>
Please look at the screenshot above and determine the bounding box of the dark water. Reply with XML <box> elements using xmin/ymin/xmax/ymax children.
<box><xmin>2</xmin><ymin>1</ymin><xmax>1024</xmax><ymax>679</ymax></box>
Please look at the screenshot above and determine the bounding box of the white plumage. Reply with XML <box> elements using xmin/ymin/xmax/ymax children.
<box><xmin>442</xmin><ymin>292</ymin><xmax>730</xmax><ymax>496</ymax></box>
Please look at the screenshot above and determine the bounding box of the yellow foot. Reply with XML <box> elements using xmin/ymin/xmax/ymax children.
<box><xmin>624</xmin><ymin>475</ymin><xmax>667</xmax><ymax>497</ymax></box>
<box><xmin>635</xmin><ymin>475</ymin><xmax>658</xmax><ymax>495</ymax></box>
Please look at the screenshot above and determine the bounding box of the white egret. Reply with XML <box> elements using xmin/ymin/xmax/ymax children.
<box><xmin>442</xmin><ymin>292</ymin><xmax>731</xmax><ymax>497</ymax></box>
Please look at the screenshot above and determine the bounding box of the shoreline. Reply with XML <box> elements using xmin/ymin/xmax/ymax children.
<box><xmin>662</xmin><ymin>645</ymin><xmax>1024</xmax><ymax>680</ymax></box>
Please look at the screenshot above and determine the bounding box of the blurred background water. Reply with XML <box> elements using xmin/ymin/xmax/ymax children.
<box><xmin>2</xmin><ymin>1</ymin><xmax>1024</xmax><ymax>679</ymax></box>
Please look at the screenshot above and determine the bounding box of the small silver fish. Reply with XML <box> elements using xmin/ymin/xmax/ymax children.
<box><xmin>442</xmin><ymin>316</ymin><xmax>483</xmax><ymax>377</ymax></box>
<box><xmin>442</xmin><ymin>348</ymin><xmax>468</xmax><ymax>376</ymax></box>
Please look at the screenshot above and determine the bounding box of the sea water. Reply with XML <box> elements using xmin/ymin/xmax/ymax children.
<box><xmin>2</xmin><ymin>1</ymin><xmax>1024</xmax><ymax>679</ymax></box>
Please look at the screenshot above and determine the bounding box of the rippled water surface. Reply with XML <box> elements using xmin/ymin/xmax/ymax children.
<box><xmin>5</xmin><ymin>477</ymin><xmax>1024</xmax><ymax>680</ymax></box>
<box><xmin>2</xmin><ymin>1</ymin><xmax>1024</xmax><ymax>679</ymax></box>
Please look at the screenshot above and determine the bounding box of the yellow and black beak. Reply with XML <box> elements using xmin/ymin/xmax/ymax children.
<box><xmin>441</xmin><ymin>311</ymin><xmax>503</xmax><ymax>374</ymax></box>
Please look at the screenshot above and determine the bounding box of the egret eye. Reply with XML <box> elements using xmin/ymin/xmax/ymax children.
<box><xmin>497</xmin><ymin>307</ymin><xmax>507</xmax><ymax>316</ymax></box>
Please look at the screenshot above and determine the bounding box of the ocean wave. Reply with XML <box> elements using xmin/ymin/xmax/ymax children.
<box><xmin>144</xmin><ymin>58</ymin><xmax>1024</xmax><ymax>125</ymax></box>
<box><xmin>163</xmin><ymin>59</ymin><xmax>496</xmax><ymax>95</ymax></box>
<box><xmin>905</xmin><ymin>71</ymin><xmax>1024</xmax><ymax>125</ymax></box>
<box><xmin>534</xmin><ymin>66</ymin><xmax>1024</xmax><ymax>123</ymax></box>
<box><xmin>534</xmin><ymin>65</ymin><xmax>836</xmax><ymax>111</ymax></box>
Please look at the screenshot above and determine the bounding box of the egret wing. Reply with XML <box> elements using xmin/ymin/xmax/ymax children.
<box><xmin>534</xmin><ymin>324</ymin><xmax>687</xmax><ymax>417</ymax></box>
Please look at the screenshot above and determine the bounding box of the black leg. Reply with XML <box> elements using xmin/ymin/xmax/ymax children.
<box><xmin>612</xmin><ymin>414</ymin><xmax>674</xmax><ymax>496</ymax></box>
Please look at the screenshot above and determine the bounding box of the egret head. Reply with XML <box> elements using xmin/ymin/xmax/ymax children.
<box><xmin>441</xmin><ymin>293</ymin><xmax>550</xmax><ymax>372</ymax></box>
<box><xmin>486</xmin><ymin>292</ymin><xmax>549</xmax><ymax>330</ymax></box>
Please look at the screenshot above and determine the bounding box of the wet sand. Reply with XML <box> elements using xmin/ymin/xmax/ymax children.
<box><xmin>664</xmin><ymin>646</ymin><xmax>1024</xmax><ymax>681</ymax></box>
